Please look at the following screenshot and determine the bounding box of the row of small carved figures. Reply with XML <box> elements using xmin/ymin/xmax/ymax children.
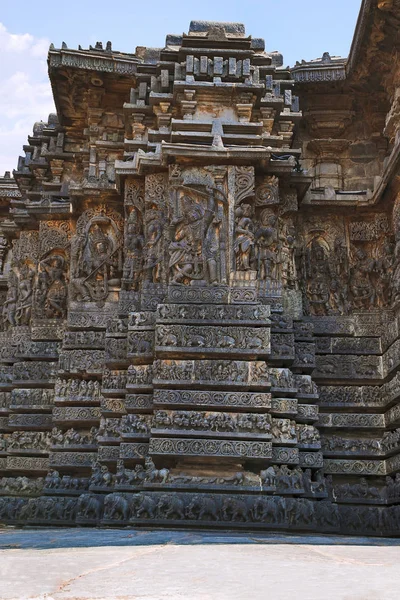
<box><xmin>0</xmin><ymin>431</ymin><xmax>51</xmax><ymax>452</ymax></box>
<box><xmin>0</xmin><ymin>420</ymin><xmax>319</xmax><ymax>451</ymax></box>
<box><xmin>142</xmin><ymin>309</ymin><xmax>309</xmax><ymax>337</ymax></box>
<box><xmin>100</xmin><ymin>368</ymin><xmax>318</xmax><ymax>394</ymax></box>
<box><xmin>108</xmin><ymin>414</ymin><xmax>319</xmax><ymax>444</ymax></box>
<box><xmin>104</xmin><ymin>462</ymin><xmax>327</xmax><ymax>494</ymax></box>
<box><xmin>326</xmin><ymin>475</ymin><xmax>400</xmax><ymax>502</ymax></box>
<box><xmin>318</xmin><ymin>375</ymin><xmax>400</xmax><ymax>406</ymax></box>
<box><xmin>50</xmin><ymin>427</ymin><xmax>98</xmax><ymax>447</ymax></box>
<box><xmin>1</xmin><ymin>493</ymin><xmax>399</xmax><ymax>534</ymax></box>
<box><xmin>156</xmin><ymin>331</ymin><xmax>314</xmax><ymax>365</ymax></box>
<box><xmin>0</xmin><ymin>380</ymin><xmax>319</xmax><ymax>411</ymax></box>
<box><xmin>64</xmin><ymin>331</ymin><xmax>105</xmax><ymax>348</ymax></box>
<box><xmin>156</xmin><ymin>326</ymin><xmax>269</xmax><ymax>351</ymax></box>
<box><xmin>152</xmin><ymin>411</ymin><xmax>273</xmax><ymax>434</ymax></box>
<box><xmin>153</xmin><ymin>361</ymin><xmax>258</xmax><ymax>384</ymax></box>
<box><xmin>5</xmin><ymin>472</ymin><xmax>400</xmax><ymax>504</ymax></box>
<box><xmin>1</xmin><ymin>341</ymin><xmax>59</xmax><ymax>360</ymax></box>
<box><xmin>122</xmin><ymin>361</ymin><xmax>274</xmax><ymax>387</ymax></box>
<box><xmin>155</xmin><ymin>305</ymin><xmax>272</xmax><ymax>326</ymax></box>
<box><xmin>0</xmin><ymin>358</ymin><xmax>315</xmax><ymax>396</ymax></box>
<box><xmin>2</xmin><ymin>389</ymin><xmax>53</xmax><ymax>408</ymax></box>
<box><xmin>322</xmin><ymin>430</ymin><xmax>400</xmax><ymax>455</ymax></box>
<box><xmin>0</xmin><ymin>476</ymin><xmax>45</xmax><ymax>495</ymax></box>
<box><xmin>0</xmin><ymin>427</ymin><xmax>98</xmax><ymax>451</ymax></box>
<box><xmin>54</xmin><ymin>373</ymin><xmax>318</xmax><ymax>398</ymax></box>
<box><xmin>54</xmin><ymin>378</ymin><xmax>102</xmax><ymax>400</ymax></box>
<box><xmin>154</xmin><ymin>360</ymin><xmax>274</xmax><ymax>384</ymax></box>
<box><xmin>43</xmin><ymin>462</ymin><xmax>325</xmax><ymax>495</ymax></box>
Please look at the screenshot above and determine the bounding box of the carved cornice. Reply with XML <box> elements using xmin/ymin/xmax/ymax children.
<box><xmin>48</xmin><ymin>48</ymin><xmax>140</xmax><ymax>75</ymax></box>
<box><xmin>291</xmin><ymin>57</ymin><xmax>347</xmax><ymax>84</ymax></box>
<box><xmin>0</xmin><ymin>174</ymin><xmax>22</xmax><ymax>201</ymax></box>
<box><xmin>292</xmin><ymin>0</ymin><xmax>400</xmax><ymax>90</ymax></box>
<box><xmin>346</xmin><ymin>0</ymin><xmax>376</xmax><ymax>77</ymax></box>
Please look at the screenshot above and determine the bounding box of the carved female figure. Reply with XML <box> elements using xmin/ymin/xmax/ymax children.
<box><xmin>169</xmin><ymin>219</ymin><xmax>194</xmax><ymax>284</ymax></box>
<box><xmin>169</xmin><ymin>189</ymin><xmax>221</xmax><ymax>285</ymax></box>
<box><xmin>72</xmin><ymin>214</ymin><xmax>122</xmax><ymax>302</ymax></box>
<box><xmin>179</xmin><ymin>194</ymin><xmax>206</xmax><ymax>278</ymax></box>
<box><xmin>183</xmin><ymin>192</ymin><xmax>202</xmax><ymax>232</ymax></box>
<box><xmin>306</xmin><ymin>239</ymin><xmax>331</xmax><ymax>315</ymax></box>
<box><xmin>123</xmin><ymin>209</ymin><xmax>144</xmax><ymax>289</ymax></box>
<box><xmin>15</xmin><ymin>266</ymin><xmax>35</xmax><ymax>325</ymax></box>
<box><xmin>350</xmin><ymin>247</ymin><xmax>375</xmax><ymax>310</ymax></box>
<box><xmin>143</xmin><ymin>213</ymin><xmax>163</xmax><ymax>284</ymax></box>
<box><xmin>203</xmin><ymin>187</ymin><xmax>222</xmax><ymax>285</ymax></box>
<box><xmin>40</xmin><ymin>255</ymin><xmax>68</xmax><ymax>318</ymax></box>
<box><xmin>255</xmin><ymin>212</ymin><xmax>280</xmax><ymax>280</ymax></box>
<box><xmin>2</xmin><ymin>271</ymin><xmax>18</xmax><ymax>327</ymax></box>
<box><xmin>277</xmin><ymin>223</ymin><xmax>296</xmax><ymax>288</ymax></box>
<box><xmin>234</xmin><ymin>203</ymin><xmax>255</xmax><ymax>271</ymax></box>
<box><xmin>374</xmin><ymin>239</ymin><xmax>394</xmax><ymax>306</ymax></box>
<box><xmin>332</xmin><ymin>236</ymin><xmax>348</xmax><ymax>277</ymax></box>
<box><xmin>0</xmin><ymin>236</ymin><xmax>8</xmax><ymax>274</ymax></box>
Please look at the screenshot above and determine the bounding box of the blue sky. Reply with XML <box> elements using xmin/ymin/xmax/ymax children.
<box><xmin>0</xmin><ymin>0</ymin><xmax>362</xmax><ymax>173</ymax></box>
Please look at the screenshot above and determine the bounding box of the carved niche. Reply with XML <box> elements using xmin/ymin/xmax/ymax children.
<box><xmin>34</xmin><ymin>222</ymin><xmax>71</xmax><ymax>320</ymax></box>
<box><xmin>123</xmin><ymin>179</ymin><xmax>145</xmax><ymax>291</ymax></box>
<box><xmin>3</xmin><ymin>232</ymin><xmax>39</xmax><ymax>328</ymax></box>
<box><xmin>233</xmin><ymin>167</ymin><xmax>297</xmax><ymax>295</ymax></box>
<box><xmin>299</xmin><ymin>213</ymin><xmax>394</xmax><ymax>316</ymax></box>
<box><xmin>168</xmin><ymin>167</ymin><xmax>228</xmax><ymax>286</ymax></box>
<box><xmin>69</xmin><ymin>206</ymin><xmax>123</xmax><ymax>303</ymax></box>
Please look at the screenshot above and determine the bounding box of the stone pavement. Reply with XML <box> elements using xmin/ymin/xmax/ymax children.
<box><xmin>0</xmin><ymin>528</ymin><xmax>399</xmax><ymax>600</ymax></box>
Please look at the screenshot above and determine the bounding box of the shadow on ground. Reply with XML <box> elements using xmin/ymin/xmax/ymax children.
<box><xmin>1</xmin><ymin>527</ymin><xmax>400</xmax><ymax>550</ymax></box>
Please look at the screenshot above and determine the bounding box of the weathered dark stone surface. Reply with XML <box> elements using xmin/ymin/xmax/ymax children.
<box><xmin>1</xmin><ymin>4</ymin><xmax>400</xmax><ymax>534</ymax></box>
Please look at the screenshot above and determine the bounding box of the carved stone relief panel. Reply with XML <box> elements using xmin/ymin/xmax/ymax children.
<box><xmin>69</xmin><ymin>206</ymin><xmax>123</xmax><ymax>303</ymax></box>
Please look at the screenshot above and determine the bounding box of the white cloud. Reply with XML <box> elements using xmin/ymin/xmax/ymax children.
<box><xmin>0</xmin><ymin>23</ymin><xmax>55</xmax><ymax>174</ymax></box>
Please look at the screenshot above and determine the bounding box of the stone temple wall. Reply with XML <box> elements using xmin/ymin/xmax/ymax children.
<box><xmin>0</xmin><ymin>12</ymin><xmax>400</xmax><ymax>534</ymax></box>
